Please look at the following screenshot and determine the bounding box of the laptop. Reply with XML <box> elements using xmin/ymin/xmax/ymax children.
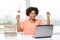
<box><xmin>34</xmin><ymin>25</ymin><xmax>53</xmax><ymax>38</ymax></box>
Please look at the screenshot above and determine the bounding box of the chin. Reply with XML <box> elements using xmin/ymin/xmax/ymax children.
<box><xmin>30</xmin><ymin>17</ymin><xmax>35</xmax><ymax>19</ymax></box>
<box><xmin>32</xmin><ymin>18</ymin><xmax>35</xmax><ymax>19</ymax></box>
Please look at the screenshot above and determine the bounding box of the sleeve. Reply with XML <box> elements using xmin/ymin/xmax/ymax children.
<box><xmin>39</xmin><ymin>19</ymin><xmax>45</xmax><ymax>25</ymax></box>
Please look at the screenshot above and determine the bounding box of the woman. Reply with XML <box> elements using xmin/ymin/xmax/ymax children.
<box><xmin>16</xmin><ymin>7</ymin><xmax>50</xmax><ymax>35</ymax></box>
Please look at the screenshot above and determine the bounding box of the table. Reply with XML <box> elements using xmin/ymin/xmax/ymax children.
<box><xmin>0</xmin><ymin>33</ymin><xmax>60</xmax><ymax>40</ymax></box>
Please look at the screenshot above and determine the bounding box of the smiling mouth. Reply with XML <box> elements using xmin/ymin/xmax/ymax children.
<box><xmin>32</xmin><ymin>16</ymin><xmax>35</xmax><ymax>17</ymax></box>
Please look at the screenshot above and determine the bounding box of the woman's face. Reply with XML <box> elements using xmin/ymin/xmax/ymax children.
<box><xmin>29</xmin><ymin>10</ymin><xmax>37</xmax><ymax>19</ymax></box>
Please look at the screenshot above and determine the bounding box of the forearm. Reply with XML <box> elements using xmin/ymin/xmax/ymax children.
<box><xmin>17</xmin><ymin>20</ymin><xmax>22</xmax><ymax>32</ymax></box>
<box><xmin>46</xmin><ymin>17</ymin><xmax>50</xmax><ymax>25</ymax></box>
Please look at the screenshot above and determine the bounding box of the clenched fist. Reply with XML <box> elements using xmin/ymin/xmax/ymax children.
<box><xmin>16</xmin><ymin>15</ymin><xmax>20</xmax><ymax>20</ymax></box>
<box><xmin>46</xmin><ymin>12</ymin><xmax>50</xmax><ymax>17</ymax></box>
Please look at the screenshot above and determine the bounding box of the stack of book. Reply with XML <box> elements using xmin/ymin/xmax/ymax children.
<box><xmin>4</xmin><ymin>25</ymin><xmax>17</xmax><ymax>37</ymax></box>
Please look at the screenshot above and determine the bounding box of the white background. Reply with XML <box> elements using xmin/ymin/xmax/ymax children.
<box><xmin>0</xmin><ymin>0</ymin><xmax>26</xmax><ymax>19</ymax></box>
<box><xmin>30</xmin><ymin>0</ymin><xmax>60</xmax><ymax>20</ymax></box>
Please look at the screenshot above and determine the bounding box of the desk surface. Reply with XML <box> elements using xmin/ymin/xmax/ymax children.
<box><xmin>0</xmin><ymin>34</ymin><xmax>60</xmax><ymax>40</ymax></box>
<box><xmin>0</xmin><ymin>26</ymin><xmax>60</xmax><ymax>40</ymax></box>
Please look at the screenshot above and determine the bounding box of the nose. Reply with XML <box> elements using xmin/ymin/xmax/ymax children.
<box><xmin>32</xmin><ymin>14</ymin><xmax>36</xmax><ymax>17</ymax></box>
<box><xmin>32</xmin><ymin>13</ymin><xmax>36</xmax><ymax>16</ymax></box>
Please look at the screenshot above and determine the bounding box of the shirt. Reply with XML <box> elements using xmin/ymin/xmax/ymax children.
<box><xmin>21</xmin><ymin>19</ymin><xmax>44</xmax><ymax>35</ymax></box>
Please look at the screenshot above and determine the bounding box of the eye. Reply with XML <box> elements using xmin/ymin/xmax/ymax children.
<box><xmin>30</xmin><ymin>13</ymin><xmax>33</xmax><ymax>14</ymax></box>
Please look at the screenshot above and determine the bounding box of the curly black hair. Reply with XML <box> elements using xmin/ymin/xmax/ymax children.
<box><xmin>26</xmin><ymin>7</ymin><xmax>39</xmax><ymax>16</ymax></box>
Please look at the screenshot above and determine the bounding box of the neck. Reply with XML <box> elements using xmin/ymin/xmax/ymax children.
<box><xmin>29</xmin><ymin>18</ymin><xmax>36</xmax><ymax>23</ymax></box>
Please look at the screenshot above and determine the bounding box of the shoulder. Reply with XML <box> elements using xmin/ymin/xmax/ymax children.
<box><xmin>36</xmin><ymin>19</ymin><xmax>45</xmax><ymax>25</ymax></box>
<box><xmin>22</xmin><ymin>19</ymin><xmax>28</xmax><ymax>23</ymax></box>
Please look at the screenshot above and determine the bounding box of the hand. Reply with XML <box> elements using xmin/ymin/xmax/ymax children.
<box><xmin>16</xmin><ymin>15</ymin><xmax>20</xmax><ymax>20</ymax></box>
<box><xmin>46</xmin><ymin>12</ymin><xmax>50</xmax><ymax>17</ymax></box>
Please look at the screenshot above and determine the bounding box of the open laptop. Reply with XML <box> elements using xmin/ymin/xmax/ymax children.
<box><xmin>34</xmin><ymin>25</ymin><xmax>53</xmax><ymax>38</ymax></box>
